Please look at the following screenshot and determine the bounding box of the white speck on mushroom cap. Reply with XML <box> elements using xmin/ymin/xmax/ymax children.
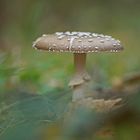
<box><xmin>33</xmin><ymin>31</ymin><xmax>123</xmax><ymax>53</ymax></box>
<box><xmin>42</xmin><ymin>34</ymin><xmax>46</xmax><ymax>37</ymax></box>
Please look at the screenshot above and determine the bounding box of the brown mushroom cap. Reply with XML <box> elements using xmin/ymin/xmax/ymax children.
<box><xmin>33</xmin><ymin>32</ymin><xmax>123</xmax><ymax>53</ymax></box>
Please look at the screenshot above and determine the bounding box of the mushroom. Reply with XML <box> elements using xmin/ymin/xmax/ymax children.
<box><xmin>33</xmin><ymin>32</ymin><xmax>123</xmax><ymax>101</ymax></box>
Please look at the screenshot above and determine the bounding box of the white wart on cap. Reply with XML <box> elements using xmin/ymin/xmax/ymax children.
<box><xmin>33</xmin><ymin>32</ymin><xmax>123</xmax><ymax>53</ymax></box>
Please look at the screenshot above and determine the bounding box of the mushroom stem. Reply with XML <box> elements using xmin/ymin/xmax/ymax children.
<box><xmin>74</xmin><ymin>53</ymin><xmax>86</xmax><ymax>74</ymax></box>
<box><xmin>69</xmin><ymin>53</ymin><xmax>91</xmax><ymax>101</ymax></box>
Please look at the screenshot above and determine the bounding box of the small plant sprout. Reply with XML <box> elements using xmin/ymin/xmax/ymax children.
<box><xmin>33</xmin><ymin>32</ymin><xmax>123</xmax><ymax>101</ymax></box>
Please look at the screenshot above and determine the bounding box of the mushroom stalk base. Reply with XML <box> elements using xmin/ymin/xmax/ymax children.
<box><xmin>69</xmin><ymin>53</ymin><xmax>91</xmax><ymax>101</ymax></box>
<box><xmin>72</xmin><ymin>82</ymin><xmax>91</xmax><ymax>101</ymax></box>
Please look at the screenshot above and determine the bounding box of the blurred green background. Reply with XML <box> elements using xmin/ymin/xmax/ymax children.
<box><xmin>0</xmin><ymin>0</ymin><xmax>140</xmax><ymax>139</ymax></box>
<box><xmin>0</xmin><ymin>0</ymin><xmax>140</xmax><ymax>94</ymax></box>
